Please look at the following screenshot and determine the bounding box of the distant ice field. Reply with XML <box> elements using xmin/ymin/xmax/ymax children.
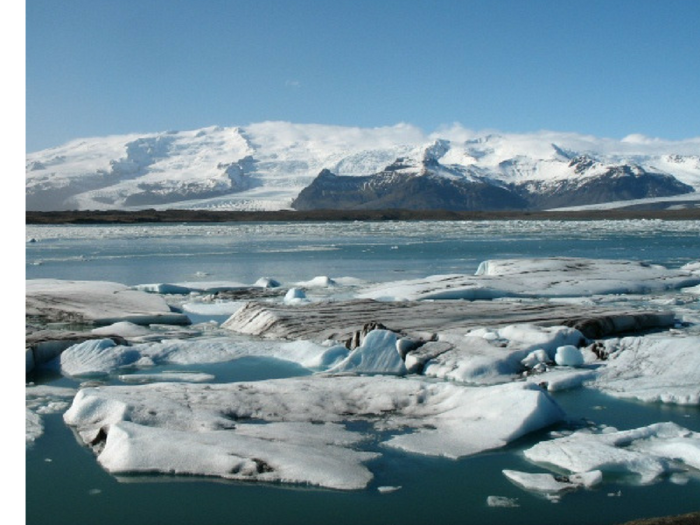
<box><xmin>26</xmin><ymin>220</ymin><xmax>700</xmax><ymax>286</ymax></box>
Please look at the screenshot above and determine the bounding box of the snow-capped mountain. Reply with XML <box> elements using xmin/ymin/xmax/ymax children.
<box><xmin>26</xmin><ymin>122</ymin><xmax>700</xmax><ymax>211</ymax></box>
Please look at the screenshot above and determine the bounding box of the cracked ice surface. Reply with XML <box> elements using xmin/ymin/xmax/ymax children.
<box><xmin>63</xmin><ymin>376</ymin><xmax>564</xmax><ymax>489</ymax></box>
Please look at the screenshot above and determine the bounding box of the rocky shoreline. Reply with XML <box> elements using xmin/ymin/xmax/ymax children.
<box><xmin>618</xmin><ymin>511</ymin><xmax>700</xmax><ymax>525</ymax></box>
<box><xmin>25</xmin><ymin>207</ymin><xmax>700</xmax><ymax>224</ymax></box>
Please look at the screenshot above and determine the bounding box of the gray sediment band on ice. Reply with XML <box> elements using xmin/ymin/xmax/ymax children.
<box><xmin>222</xmin><ymin>299</ymin><xmax>676</xmax><ymax>343</ymax></box>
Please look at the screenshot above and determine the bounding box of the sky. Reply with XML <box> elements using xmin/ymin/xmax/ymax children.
<box><xmin>24</xmin><ymin>0</ymin><xmax>700</xmax><ymax>152</ymax></box>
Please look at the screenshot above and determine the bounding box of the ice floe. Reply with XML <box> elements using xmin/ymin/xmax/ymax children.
<box><xmin>486</xmin><ymin>495</ymin><xmax>520</xmax><ymax>508</ymax></box>
<box><xmin>522</xmin><ymin>422</ymin><xmax>700</xmax><ymax>485</ymax></box>
<box><xmin>357</xmin><ymin>258</ymin><xmax>700</xmax><ymax>301</ymax></box>
<box><xmin>502</xmin><ymin>469</ymin><xmax>602</xmax><ymax>501</ymax></box>
<box><xmin>296</xmin><ymin>276</ymin><xmax>337</xmax><ymax>288</ymax></box>
<box><xmin>591</xmin><ymin>334</ymin><xmax>700</xmax><ymax>405</ymax></box>
<box><xmin>180</xmin><ymin>301</ymin><xmax>245</xmax><ymax>317</ymax></box>
<box><xmin>134</xmin><ymin>280</ymin><xmax>250</xmax><ymax>294</ymax></box>
<box><xmin>55</xmin><ymin>335</ymin><xmax>338</xmax><ymax>377</ymax></box>
<box><xmin>26</xmin><ymin>384</ymin><xmax>77</xmax><ymax>445</ymax></box>
<box><xmin>91</xmin><ymin>322</ymin><xmax>153</xmax><ymax>339</ymax></box>
<box><xmin>26</xmin><ymin>279</ymin><xmax>190</xmax><ymax>325</ymax></box>
<box><xmin>26</xmin><ymin>408</ymin><xmax>43</xmax><ymax>446</ymax></box>
<box><xmin>63</xmin><ymin>376</ymin><xmax>564</xmax><ymax>489</ymax></box>
<box><xmin>60</xmin><ymin>339</ymin><xmax>142</xmax><ymax>377</ymax></box>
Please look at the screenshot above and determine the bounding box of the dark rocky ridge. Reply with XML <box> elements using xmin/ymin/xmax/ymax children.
<box><xmin>26</xmin><ymin>208</ymin><xmax>700</xmax><ymax>224</ymax></box>
<box><xmin>292</xmin><ymin>164</ymin><xmax>695</xmax><ymax>211</ymax></box>
<box><xmin>292</xmin><ymin>169</ymin><xmax>529</xmax><ymax>211</ymax></box>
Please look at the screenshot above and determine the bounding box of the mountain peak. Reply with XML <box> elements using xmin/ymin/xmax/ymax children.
<box><xmin>26</xmin><ymin>122</ymin><xmax>700</xmax><ymax>212</ymax></box>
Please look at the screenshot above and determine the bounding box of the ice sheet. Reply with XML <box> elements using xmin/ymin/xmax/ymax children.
<box><xmin>523</xmin><ymin>422</ymin><xmax>700</xmax><ymax>485</ymax></box>
<box><xmin>64</xmin><ymin>377</ymin><xmax>565</xmax><ymax>488</ymax></box>
<box><xmin>592</xmin><ymin>335</ymin><xmax>700</xmax><ymax>405</ymax></box>
<box><xmin>358</xmin><ymin>258</ymin><xmax>700</xmax><ymax>301</ymax></box>
<box><xmin>26</xmin><ymin>279</ymin><xmax>190</xmax><ymax>325</ymax></box>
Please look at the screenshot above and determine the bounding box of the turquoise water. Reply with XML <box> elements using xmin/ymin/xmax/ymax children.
<box><xmin>26</xmin><ymin>390</ymin><xmax>700</xmax><ymax>525</ymax></box>
<box><xmin>26</xmin><ymin>220</ymin><xmax>700</xmax><ymax>524</ymax></box>
<box><xmin>26</xmin><ymin>220</ymin><xmax>700</xmax><ymax>285</ymax></box>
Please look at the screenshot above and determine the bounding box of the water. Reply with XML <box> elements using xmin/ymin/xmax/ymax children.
<box><xmin>26</xmin><ymin>220</ymin><xmax>700</xmax><ymax>285</ymax></box>
<box><xmin>26</xmin><ymin>220</ymin><xmax>700</xmax><ymax>524</ymax></box>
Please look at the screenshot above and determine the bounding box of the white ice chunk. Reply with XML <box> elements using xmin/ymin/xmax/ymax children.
<box><xmin>136</xmin><ymin>281</ymin><xmax>254</xmax><ymax>294</ymax></box>
<box><xmin>60</xmin><ymin>339</ymin><xmax>141</xmax><ymax>377</ymax></box>
<box><xmin>181</xmin><ymin>301</ymin><xmax>245</xmax><ymax>316</ymax></box>
<box><xmin>91</xmin><ymin>322</ymin><xmax>152</xmax><ymax>338</ymax></box>
<box><xmin>523</xmin><ymin>422</ymin><xmax>700</xmax><ymax>484</ymax></box>
<box><xmin>422</xmin><ymin>325</ymin><xmax>584</xmax><ymax>385</ymax></box>
<box><xmin>496</xmin><ymin>325</ymin><xmax>585</xmax><ymax>355</ymax></box>
<box><xmin>132</xmin><ymin>283</ymin><xmax>195</xmax><ymax>294</ymax></box>
<box><xmin>503</xmin><ymin>470</ymin><xmax>579</xmax><ymax>494</ymax></box>
<box><xmin>118</xmin><ymin>372</ymin><xmax>216</xmax><ymax>383</ymax></box>
<box><xmin>378</xmin><ymin>485</ymin><xmax>402</xmax><ymax>494</ymax></box>
<box><xmin>554</xmin><ymin>345</ymin><xmax>585</xmax><ymax>367</ymax></box>
<box><xmin>98</xmin><ymin>420</ymin><xmax>376</xmax><ymax>490</ymax></box>
<box><xmin>592</xmin><ymin>335</ymin><xmax>700</xmax><ymax>405</ymax></box>
<box><xmin>26</xmin><ymin>408</ymin><xmax>43</xmax><ymax>446</ymax></box>
<box><xmin>26</xmin><ymin>279</ymin><xmax>190</xmax><ymax>325</ymax></box>
<box><xmin>527</xmin><ymin>368</ymin><xmax>596</xmax><ymax>392</ymax></box>
<box><xmin>521</xmin><ymin>349</ymin><xmax>549</xmax><ymax>368</ymax></box>
<box><xmin>284</xmin><ymin>288</ymin><xmax>307</xmax><ymax>304</ymax></box>
<box><xmin>503</xmin><ymin>469</ymin><xmax>602</xmax><ymax>498</ymax></box>
<box><xmin>383</xmin><ymin>382</ymin><xmax>565</xmax><ymax>458</ymax></box>
<box><xmin>681</xmin><ymin>261</ymin><xmax>700</xmax><ymax>275</ymax></box>
<box><xmin>78</xmin><ymin>336</ymin><xmax>333</xmax><ymax>372</ymax></box>
<box><xmin>64</xmin><ymin>376</ymin><xmax>565</xmax><ymax>488</ymax></box>
<box><xmin>26</xmin><ymin>384</ymin><xmax>78</xmax><ymax>445</ymax></box>
<box><xmin>255</xmin><ymin>277</ymin><xmax>281</xmax><ymax>288</ymax></box>
<box><xmin>358</xmin><ymin>258</ymin><xmax>700</xmax><ymax>301</ymax></box>
<box><xmin>329</xmin><ymin>329</ymin><xmax>406</xmax><ymax>375</ymax></box>
<box><xmin>297</xmin><ymin>276</ymin><xmax>337</xmax><ymax>287</ymax></box>
<box><xmin>486</xmin><ymin>495</ymin><xmax>520</xmax><ymax>508</ymax></box>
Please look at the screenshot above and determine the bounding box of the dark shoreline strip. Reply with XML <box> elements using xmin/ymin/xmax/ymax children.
<box><xmin>616</xmin><ymin>511</ymin><xmax>700</xmax><ymax>525</ymax></box>
<box><xmin>25</xmin><ymin>208</ymin><xmax>700</xmax><ymax>225</ymax></box>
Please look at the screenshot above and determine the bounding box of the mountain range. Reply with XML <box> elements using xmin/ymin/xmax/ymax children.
<box><xmin>26</xmin><ymin>122</ymin><xmax>700</xmax><ymax>212</ymax></box>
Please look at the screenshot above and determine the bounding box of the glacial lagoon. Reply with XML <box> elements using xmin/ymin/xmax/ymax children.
<box><xmin>26</xmin><ymin>220</ymin><xmax>700</xmax><ymax>525</ymax></box>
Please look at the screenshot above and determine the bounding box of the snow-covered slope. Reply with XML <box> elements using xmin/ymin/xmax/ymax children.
<box><xmin>26</xmin><ymin>122</ymin><xmax>700</xmax><ymax>211</ymax></box>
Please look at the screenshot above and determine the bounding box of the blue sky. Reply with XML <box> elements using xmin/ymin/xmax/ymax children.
<box><xmin>25</xmin><ymin>0</ymin><xmax>700</xmax><ymax>152</ymax></box>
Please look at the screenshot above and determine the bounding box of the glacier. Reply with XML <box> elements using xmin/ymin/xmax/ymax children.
<box><xmin>25</xmin><ymin>122</ymin><xmax>700</xmax><ymax>211</ymax></box>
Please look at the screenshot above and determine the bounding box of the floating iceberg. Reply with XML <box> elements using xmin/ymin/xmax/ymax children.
<box><xmin>503</xmin><ymin>469</ymin><xmax>602</xmax><ymax>495</ymax></box>
<box><xmin>522</xmin><ymin>422</ymin><xmax>700</xmax><ymax>485</ymax></box>
<box><xmin>358</xmin><ymin>258</ymin><xmax>700</xmax><ymax>301</ymax></box>
<box><xmin>592</xmin><ymin>335</ymin><xmax>700</xmax><ymax>405</ymax></box>
<box><xmin>63</xmin><ymin>377</ymin><xmax>565</xmax><ymax>489</ymax></box>
<box><xmin>26</xmin><ymin>279</ymin><xmax>190</xmax><ymax>325</ymax></box>
<box><xmin>54</xmin><ymin>336</ymin><xmax>335</xmax><ymax>376</ymax></box>
<box><xmin>135</xmin><ymin>280</ymin><xmax>251</xmax><ymax>294</ymax></box>
<box><xmin>25</xmin><ymin>384</ymin><xmax>77</xmax><ymax>445</ymax></box>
